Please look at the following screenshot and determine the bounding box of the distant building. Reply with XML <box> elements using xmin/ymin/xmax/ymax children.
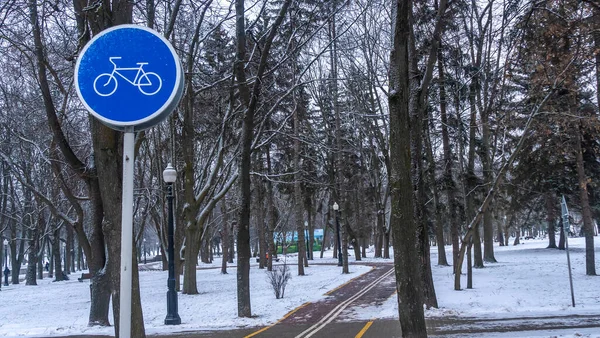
<box><xmin>278</xmin><ymin>229</ymin><xmax>324</xmax><ymax>242</ymax></box>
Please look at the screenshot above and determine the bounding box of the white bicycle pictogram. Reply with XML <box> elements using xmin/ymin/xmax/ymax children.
<box><xmin>93</xmin><ymin>57</ymin><xmax>162</xmax><ymax>96</ymax></box>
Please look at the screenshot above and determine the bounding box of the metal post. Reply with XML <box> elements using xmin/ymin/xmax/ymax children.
<box><xmin>336</xmin><ymin>215</ymin><xmax>343</xmax><ymax>267</ymax></box>
<box><xmin>561</xmin><ymin>196</ymin><xmax>575</xmax><ymax>307</ymax></box>
<box><xmin>143</xmin><ymin>238</ymin><xmax>147</xmax><ymax>265</ymax></box>
<box><xmin>3</xmin><ymin>239</ymin><xmax>8</xmax><ymax>286</ymax></box>
<box><xmin>165</xmin><ymin>181</ymin><xmax>181</xmax><ymax>325</ymax></box>
<box><xmin>4</xmin><ymin>239</ymin><xmax>10</xmax><ymax>286</ymax></box>
<box><xmin>333</xmin><ymin>203</ymin><xmax>342</xmax><ymax>267</ymax></box>
<box><xmin>304</xmin><ymin>221</ymin><xmax>310</xmax><ymax>260</ymax></box>
<box><xmin>119</xmin><ymin>129</ymin><xmax>135</xmax><ymax>338</ymax></box>
<box><xmin>63</xmin><ymin>243</ymin><xmax>67</xmax><ymax>275</ymax></box>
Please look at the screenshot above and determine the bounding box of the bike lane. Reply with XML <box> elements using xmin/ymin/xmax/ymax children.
<box><xmin>244</xmin><ymin>263</ymin><xmax>397</xmax><ymax>338</ymax></box>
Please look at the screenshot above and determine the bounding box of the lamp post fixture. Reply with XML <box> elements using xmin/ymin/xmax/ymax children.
<box><xmin>3</xmin><ymin>239</ymin><xmax>9</xmax><ymax>286</ymax></box>
<box><xmin>143</xmin><ymin>238</ymin><xmax>147</xmax><ymax>265</ymax></box>
<box><xmin>163</xmin><ymin>163</ymin><xmax>181</xmax><ymax>325</ymax></box>
<box><xmin>333</xmin><ymin>203</ymin><xmax>343</xmax><ymax>267</ymax></box>
<box><xmin>304</xmin><ymin>221</ymin><xmax>310</xmax><ymax>260</ymax></box>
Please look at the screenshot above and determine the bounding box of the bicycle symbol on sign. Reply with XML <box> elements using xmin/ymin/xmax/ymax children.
<box><xmin>93</xmin><ymin>57</ymin><xmax>162</xmax><ymax>96</ymax></box>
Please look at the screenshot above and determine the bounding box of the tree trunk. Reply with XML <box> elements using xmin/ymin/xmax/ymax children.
<box><xmin>228</xmin><ymin>222</ymin><xmax>235</xmax><ymax>264</ymax></box>
<box><xmin>438</xmin><ymin>42</ymin><xmax>458</xmax><ymax>269</ymax></box>
<box><xmin>383</xmin><ymin>230</ymin><xmax>390</xmax><ymax>259</ymax></box>
<box><xmin>26</xmin><ymin>227</ymin><xmax>38</xmax><ymax>285</ymax></box>
<box><xmin>257</xmin><ymin>181</ymin><xmax>267</xmax><ymax>269</ymax></box>
<box><xmin>353</xmin><ymin>237</ymin><xmax>361</xmax><ymax>261</ymax></box>
<box><xmin>389</xmin><ymin>0</ymin><xmax>427</xmax><ymax>335</ymax></box>
<box><xmin>266</xmin><ymin>150</ymin><xmax>277</xmax><ymax>271</ymax></box>
<box><xmin>545</xmin><ymin>191</ymin><xmax>557</xmax><ymax>248</ymax></box>
<box><xmin>558</xmin><ymin>217</ymin><xmax>566</xmax><ymax>250</ymax></box>
<box><xmin>467</xmin><ymin>239</ymin><xmax>473</xmax><ymax>289</ymax></box>
<box><xmin>235</xmin><ymin>0</ymin><xmax>253</xmax><ymax>316</ymax></box>
<box><xmin>233</xmin><ymin>0</ymin><xmax>291</xmax><ymax>317</ymax></box>
<box><xmin>77</xmin><ymin>242</ymin><xmax>83</xmax><ymax>271</ymax></box>
<box><xmin>89</xmin><ymin>271</ymin><xmax>111</xmax><ymax>326</ymax></box>
<box><xmin>374</xmin><ymin>202</ymin><xmax>384</xmax><ymax>258</ymax></box>
<box><xmin>93</xmin><ymin>119</ymin><xmax>145</xmax><ymax>337</ymax></box>
<box><xmin>304</xmin><ymin>195</ymin><xmax>314</xmax><ymax>261</ymax></box>
<box><xmin>52</xmin><ymin>229</ymin><xmax>65</xmax><ymax>282</ymax></box>
<box><xmin>497</xmin><ymin>223</ymin><xmax>505</xmax><ymax>247</ymax></box>
<box><xmin>472</xmin><ymin>224</ymin><xmax>484</xmax><ymax>268</ymax></box>
<box><xmin>341</xmin><ymin>208</ymin><xmax>349</xmax><ymax>274</ymax></box>
<box><xmin>183</xmin><ymin>227</ymin><xmax>200</xmax><ymax>294</ymax></box>
<box><xmin>220</xmin><ymin>202</ymin><xmax>229</xmax><ymax>274</ymax></box>
<box><xmin>66</xmin><ymin>225</ymin><xmax>74</xmax><ymax>274</ymax></box>
<box><xmin>320</xmin><ymin>213</ymin><xmax>329</xmax><ymax>259</ymax></box>
<box><xmin>47</xmin><ymin>240</ymin><xmax>53</xmax><ymax>278</ymax></box>
<box><xmin>426</xmin><ymin>112</ymin><xmax>448</xmax><ymax>266</ymax></box>
<box><xmin>575</xmin><ymin>127</ymin><xmax>596</xmax><ymax>275</ymax></box>
<box><xmin>481</xmin><ymin>112</ymin><xmax>496</xmax><ymax>263</ymax></box>
<box><xmin>294</xmin><ymin>99</ymin><xmax>306</xmax><ymax>275</ymax></box>
<box><xmin>467</xmin><ymin>80</ymin><xmax>484</xmax><ymax>269</ymax></box>
<box><xmin>482</xmin><ymin>207</ymin><xmax>496</xmax><ymax>262</ymax></box>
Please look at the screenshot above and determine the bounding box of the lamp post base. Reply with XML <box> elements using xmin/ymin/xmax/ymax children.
<box><xmin>3</xmin><ymin>267</ymin><xmax>9</xmax><ymax>286</ymax></box>
<box><xmin>165</xmin><ymin>289</ymin><xmax>181</xmax><ymax>325</ymax></box>
<box><xmin>164</xmin><ymin>314</ymin><xmax>181</xmax><ymax>325</ymax></box>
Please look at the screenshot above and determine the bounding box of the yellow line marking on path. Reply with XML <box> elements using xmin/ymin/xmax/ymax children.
<box><xmin>355</xmin><ymin>321</ymin><xmax>374</xmax><ymax>338</ymax></box>
<box><xmin>243</xmin><ymin>302</ymin><xmax>311</xmax><ymax>338</ymax></box>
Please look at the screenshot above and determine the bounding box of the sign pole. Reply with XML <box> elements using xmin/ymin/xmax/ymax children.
<box><xmin>75</xmin><ymin>25</ymin><xmax>184</xmax><ymax>335</ymax></box>
<box><xmin>561</xmin><ymin>196</ymin><xmax>575</xmax><ymax>307</ymax></box>
<box><xmin>119</xmin><ymin>127</ymin><xmax>135</xmax><ymax>337</ymax></box>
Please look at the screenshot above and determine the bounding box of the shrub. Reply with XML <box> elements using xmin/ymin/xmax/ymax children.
<box><xmin>266</xmin><ymin>262</ymin><xmax>291</xmax><ymax>299</ymax></box>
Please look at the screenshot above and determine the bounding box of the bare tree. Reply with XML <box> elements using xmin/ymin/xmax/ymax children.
<box><xmin>234</xmin><ymin>0</ymin><xmax>292</xmax><ymax>317</ymax></box>
<box><xmin>388</xmin><ymin>0</ymin><xmax>427</xmax><ymax>336</ymax></box>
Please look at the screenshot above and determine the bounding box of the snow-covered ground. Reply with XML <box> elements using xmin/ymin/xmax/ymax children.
<box><xmin>0</xmin><ymin>237</ymin><xmax>598</xmax><ymax>337</ymax></box>
<box><xmin>355</xmin><ymin>237</ymin><xmax>600</xmax><ymax>338</ymax></box>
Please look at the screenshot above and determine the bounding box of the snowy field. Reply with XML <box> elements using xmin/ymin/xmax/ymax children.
<box><xmin>0</xmin><ymin>237</ymin><xmax>598</xmax><ymax>337</ymax></box>
<box><xmin>354</xmin><ymin>237</ymin><xmax>600</xmax><ymax>338</ymax></box>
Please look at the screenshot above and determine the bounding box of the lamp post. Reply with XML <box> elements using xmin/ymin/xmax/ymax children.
<box><xmin>163</xmin><ymin>163</ymin><xmax>181</xmax><ymax>325</ymax></box>
<box><xmin>304</xmin><ymin>221</ymin><xmax>310</xmax><ymax>260</ymax></box>
<box><xmin>333</xmin><ymin>203</ymin><xmax>342</xmax><ymax>267</ymax></box>
<box><xmin>143</xmin><ymin>238</ymin><xmax>147</xmax><ymax>265</ymax></box>
<box><xmin>62</xmin><ymin>242</ymin><xmax>67</xmax><ymax>274</ymax></box>
<box><xmin>3</xmin><ymin>239</ymin><xmax>9</xmax><ymax>286</ymax></box>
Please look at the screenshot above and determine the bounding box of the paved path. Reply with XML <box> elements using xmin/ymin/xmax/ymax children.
<box><xmin>154</xmin><ymin>314</ymin><xmax>600</xmax><ymax>338</ymax></box>
<box><xmin>244</xmin><ymin>263</ymin><xmax>396</xmax><ymax>338</ymax></box>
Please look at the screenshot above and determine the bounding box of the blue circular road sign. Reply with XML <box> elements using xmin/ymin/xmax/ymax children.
<box><xmin>75</xmin><ymin>25</ymin><xmax>183</xmax><ymax>131</ymax></box>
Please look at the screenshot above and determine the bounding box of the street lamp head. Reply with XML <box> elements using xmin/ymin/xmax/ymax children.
<box><xmin>304</xmin><ymin>221</ymin><xmax>308</xmax><ymax>228</ymax></box>
<box><xmin>143</xmin><ymin>238</ymin><xmax>146</xmax><ymax>242</ymax></box>
<box><xmin>3</xmin><ymin>239</ymin><xmax>6</xmax><ymax>245</ymax></box>
<box><xmin>333</xmin><ymin>202</ymin><xmax>339</xmax><ymax>211</ymax></box>
<box><xmin>163</xmin><ymin>163</ymin><xmax>177</xmax><ymax>183</ymax></box>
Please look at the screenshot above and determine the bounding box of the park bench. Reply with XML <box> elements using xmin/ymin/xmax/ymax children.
<box><xmin>78</xmin><ymin>273</ymin><xmax>91</xmax><ymax>282</ymax></box>
<box><xmin>256</xmin><ymin>256</ymin><xmax>280</xmax><ymax>263</ymax></box>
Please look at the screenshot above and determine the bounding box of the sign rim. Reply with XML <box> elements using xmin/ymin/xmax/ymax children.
<box><xmin>74</xmin><ymin>24</ymin><xmax>182</xmax><ymax>129</ymax></box>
